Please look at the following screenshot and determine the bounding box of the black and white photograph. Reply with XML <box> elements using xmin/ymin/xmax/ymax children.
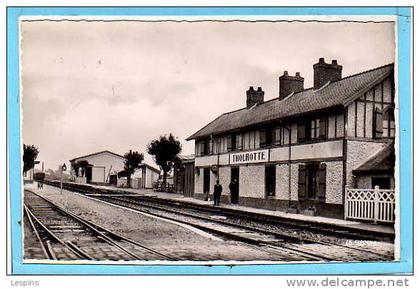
<box><xmin>21</xmin><ymin>17</ymin><xmax>397</xmax><ymax>264</ymax></box>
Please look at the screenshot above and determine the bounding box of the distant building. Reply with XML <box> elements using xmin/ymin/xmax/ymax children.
<box><xmin>187</xmin><ymin>58</ymin><xmax>395</xmax><ymax>218</ymax></box>
<box><xmin>131</xmin><ymin>163</ymin><xmax>160</xmax><ymax>189</ymax></box>
<box><xmin>69</xmin><ymin>150</ymin><xmax>125</xmax><ymax>184</ymax></box>
<box><xmin>173</xmin><ymin>155</ymin><xmax>195</xmax><ymax>197</ymax></box>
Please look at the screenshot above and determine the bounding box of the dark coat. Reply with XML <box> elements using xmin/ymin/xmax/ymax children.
<box><xmin>214</xmin><ymin>184</ymin><xmax>223</xmax><ymax>195</ymax></box>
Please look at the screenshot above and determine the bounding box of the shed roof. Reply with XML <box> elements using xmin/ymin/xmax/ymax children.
<box><xmin>177</xmin><ymin>154</ymin><xmax>195</xmax><ymax>163</ymax></box>
<box><xmin>353</xmin><ymin>142</ymin><xmax>395</xmax><ymax>174</ymax></box>
<box><xmin>69</xmin><ymin>150</ymin><xmax>124</xmax><ymax>163</ymax></box>
<box><xmin>139</xmin><ymin>163</ymin><xmax>161</xmax><ymax>174</ymax></box>
<box><xmin>187</xmin><ymin>63</ymin><xmax>393</xmax><ymax>140</ymax></box>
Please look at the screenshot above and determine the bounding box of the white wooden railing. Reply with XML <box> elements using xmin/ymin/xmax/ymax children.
<box><xmin>345</xmin><ymin>186</ymin><xmax>395</xmax><ymax>223</ymax></box>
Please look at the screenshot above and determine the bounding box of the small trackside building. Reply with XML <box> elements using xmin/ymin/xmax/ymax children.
<box><xmin>173</xmin><ymin>155</ymin><xmax>195</xmax><ymax>197</ymax></box>
<box><xmin>70</xmin><ymin>150</ymin><xmax>125</xmax><ymax>184</ymax></box>
<box><xmin>186</xmin><ymin>58</ymin><xmax>395</xmax><ymax>219</ymax></box>
<box><xmin>131</xmin><ymin>163</ymin><xmax>160</xmax><ymax>189</ymax></box>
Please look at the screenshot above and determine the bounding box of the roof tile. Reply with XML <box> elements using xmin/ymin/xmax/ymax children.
<box><xmin>187</xmin><ymin>63</ymin><xmax>393</xmax><ymax>140</ymax></box>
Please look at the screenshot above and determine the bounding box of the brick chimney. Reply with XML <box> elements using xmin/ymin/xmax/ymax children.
<box><xmin>313</xmin><ymin>58</ymin><xmax>342</xmax><ymax>89</ymax></box>
<box><xmin>279</xmin><ymin>71</ymin><xmax>304</xmax><ymax>100</ymax></box>
<box><xmin>246</xmin><ymin>86</ymin><xmax>264</xmax><ymax>108</ymax></box>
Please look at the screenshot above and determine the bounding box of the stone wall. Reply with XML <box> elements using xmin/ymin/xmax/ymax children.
<box><xmin>275</xmin><ymin>164</ymin><xmax>290</xmax><ymax>200</ymax></box>
<box><xmin>290</xmin><ymin>163</ymin><xmax>299</xmax><ymax>201</ymax></box>
<box><xmin>218</xmin><ymin>166</ymin><xmax>231</xmax><ymax>198</ymax></box>
<box><xmin>239</xmin><ymin>165</ymin><xmax>265</xmax><ymax>198</ymax></box>
<box><xmin>194</xmin><ymin>168</ymin><xmax>203</xmax><ymax>194</ymax></box>
<box><xmin>325</xmin><ymin>161</ymin><xmax>343</xmax><ymax>204</ymax></box>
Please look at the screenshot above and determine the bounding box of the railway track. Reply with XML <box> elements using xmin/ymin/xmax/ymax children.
<box><xmin>44</xmin><ymin>180</ymin><xmax>394</xmax><ymax>241</ymax></box>
<box><xmin>91</xmin><ymin>194</ymin><xmax>393</xmax><ymax>262</ymax></box>
<box><xmin>24</xmin><ymin>190</ymin><xmax>175</xmax><ymax>261</ymax></box>
<box><xmin>42</xmin><ymin>181</ymin><xmax>394</xmax><ymax>262</ymax></box>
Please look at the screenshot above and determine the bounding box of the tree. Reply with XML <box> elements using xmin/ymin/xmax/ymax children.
<box><xmin>123</xmin><ymin>150</ymin><xmax>144</xmax><ymax>188</ymax></box>
<box><xmin>71</xmin><ymin>162</ymin><xmax>80</xmax><ymax>177</ymax></box>
<box><xmin>147</xmin><ymin>134</ymin><xmax>182</xmax><ymax>189</ymax></box>
<box><xmin>71</xmin><ymin>160</ymin><xmax>90</xmax><ymax>177</ymax></box>
<box><xmin>23</xmin><ymin>144</ymin><xmax>39</xmax><ymax>174</ymax></box>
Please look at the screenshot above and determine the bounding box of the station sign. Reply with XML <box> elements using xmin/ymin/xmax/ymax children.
<box><xmin>230</xmin><ymin>149</ymin><xmax>269</xmax><ymax>165</ymax></box>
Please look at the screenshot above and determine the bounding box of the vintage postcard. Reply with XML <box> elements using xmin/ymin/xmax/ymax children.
<box><xmin>6</xmin><ymin>7</ymin><xmax>413</xmax><ymax>278</ymax></box>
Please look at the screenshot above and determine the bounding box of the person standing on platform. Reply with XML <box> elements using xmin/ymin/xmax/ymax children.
<box><xmin>213</xmin><ymin>180</ymin><xmax>223</xmax><ymax>206</ymax></box>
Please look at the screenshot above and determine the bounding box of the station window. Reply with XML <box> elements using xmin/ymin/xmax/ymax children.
<box><xmin>196</xmin><ymin>139</ymin><xmax>213</xmax><ymax>156</ymax></box>
<box><xmin>273</xmin><ymin>126</ymin><xmax>281</xmax><ymax>144</ymax></box>
<box><xmin>249</xmin><ymin>131</ymin><xmax>256</xmax><ymax>149</ymax></box>
<box><xmin>382</xmin><ymin>105</ymin><xmax>395</xmax><ymax>138</ymax></box>
<box><xmin>227</xmin><ymin>134</ymin><xmax>235</xmax><ymax>151</ymax></box>
<box><xmin>298</xmin><ymin>163</ymin><xmax>326</xmax><ymax>201</ymax></box>
<box><xmin>236</xmin><ymin>133</ymin><xmax>243</xmax><ymax>151</ymax></box>
<box><xmin>281</xmin><ymin>126</ymin><xmax>290</xmax><ymax>145</ymax></box>
<box><xmin>298</xmin><ymin>117</ymin><xmax>327</xmax><ymax>143</ymax></box>
<box><xmin>265</xmin><ymin>165</ymin><xmax>276</xmax><ymax>197</ymax></box>
<box><xmin>311</xmin><ymin>117</ymin><xmax>327</xmax><ymax>139</ymax></box>
<box><xmin>260</xmin><ymin>127</ymin><xmax>273</xmax><ymax>147</ymax></box>
<box><xmin>298</xmin><ymin>122</ymin><xmax>309</xmax><ymax>143</ymax></box>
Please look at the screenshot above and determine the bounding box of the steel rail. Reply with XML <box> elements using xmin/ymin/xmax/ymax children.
<box><xmin>23</xmin><ymin>206</ymin><xmax>52</xmax><ymax>259</ymax></box>
<box><xmin>46</xmin><ymin>179</ymin><xmax>394</xmax><ymax>241</ymax></box>
<box><xmin>93</xmin><ymin>196</ymin><xmax>336</xmax><ymax>261</ymax></box>
<box><xmin>105</xmin><ymin>195</ymin><xmax>390</xmax><ymax>260</ymax></box>
<box><xmin>26</xmin><ymin>190</ymin><xmax>176</xmax><ymax>261</ymax></box>
<box><xmin>24</xmin><ymin>204</ymin><xmax>89</xmax><ymax>260</ymax></box>
<box><xmin>42</xmin><ymin>181</ymin><xmax>392</xmax><ymax>261</ymax></box>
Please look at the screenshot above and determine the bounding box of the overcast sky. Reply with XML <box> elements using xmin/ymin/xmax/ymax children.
<box><xmin>21</xmin><ymin>20</ymin><xmax>395</xmax><ymax>170</ymax></box>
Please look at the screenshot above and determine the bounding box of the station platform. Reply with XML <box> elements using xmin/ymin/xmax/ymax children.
<box><xmin>48</xmin><ymin>181</ymin><xmax>396</xmax><ymax>238</ymax></box>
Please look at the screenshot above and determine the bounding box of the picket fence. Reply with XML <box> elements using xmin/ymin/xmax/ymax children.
<box><xmin>344</xmin><ymin>186</ymin><xmax>395</xmax><ymax>223</ymax></box>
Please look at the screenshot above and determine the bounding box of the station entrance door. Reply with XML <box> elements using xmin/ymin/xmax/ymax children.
<box><xmin>230</xmin><ymin>167</ymin><xmax>239</xmax><ymax>204</ymax></box>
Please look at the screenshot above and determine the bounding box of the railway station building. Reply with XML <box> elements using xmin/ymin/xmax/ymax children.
<box><xmin>186</xmin><ymin>58</ymin><xmax>395</xmax><ymax>218</ymax></box>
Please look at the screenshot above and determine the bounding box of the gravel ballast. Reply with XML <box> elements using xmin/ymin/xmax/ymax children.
<box><xmin>26</xmin><ymin>184</ymin><xmax>284</xmax><ymax>262</ymax></box>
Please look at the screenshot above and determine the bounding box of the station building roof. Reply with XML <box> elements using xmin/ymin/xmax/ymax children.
<box><xmin>187</xmin><ymin>63</ymin><xmax>393</xmax><ymax>140</ymax></box>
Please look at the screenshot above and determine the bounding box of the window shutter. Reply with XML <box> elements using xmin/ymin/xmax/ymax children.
<box><xmin>319</xmin><ymin>117</ymin><xmax>327</xmax><ymax>138</ymax></box>
<box><xmin>227</xmin><ymin>135</ymin><xmax>232</xmax><ymax>151</ymax></box>
<box><xmin>208</xmin><ymin>139</ymin><xmax>213</xmax><ymax>155</ymax></box>
<box><xmin>298</xmin><ymin>123</ymin><xmax>306</xmax><ymax>143</ymax></box>
<box><xmin>273</xmin><ymin>127</ymin><xmax>279</xmax><ymax>144</ymax></box>
<box><xmin>298</xmin><ymin>164</ymin><xmax>306</xmax><ymax>200</ymax></box>
<box><xmin>374</xmin><ymin>108</ymin><xmax>383</xmax><ymax>138</ymax></box>
<box><xmin>260</xmin><ymin>130</ymin><xmax>267</xmax><ymax>147</ymax></box>
<box><xmin>317</xmin><ymin>163</ymin><xmax>327</xmax><ymax>202</ymax></box>
<box><xmin>201</xmin><ymin>142</ymin><xmax>206</xmax><ymax>156</ymax></box>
